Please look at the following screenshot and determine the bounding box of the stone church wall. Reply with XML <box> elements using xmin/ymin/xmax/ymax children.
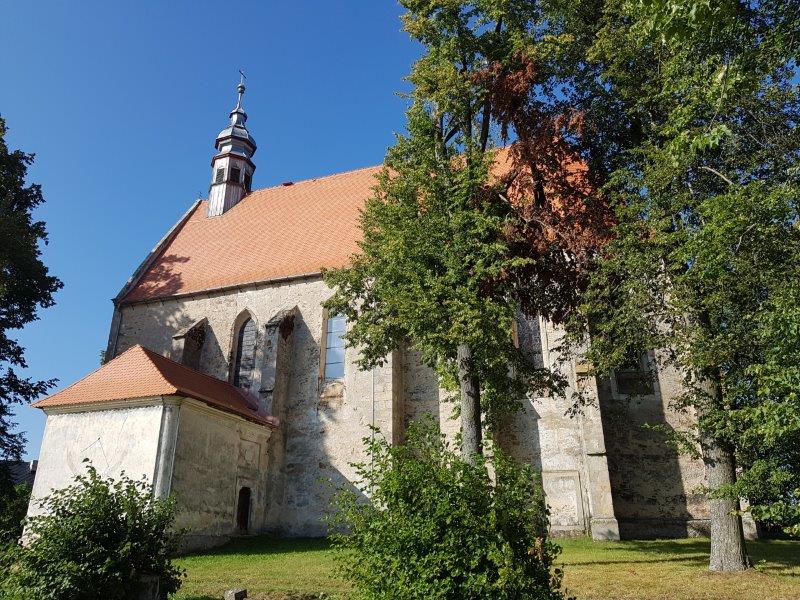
<box><xmin>111</xmin><ymin>274</ymin><xmax>710</xmax><ymax>541</ymax></box>
<box><xmin>170</xmin><ymin>401</ymin><xmax>273</xmax><ymax>550</ymax></box>
<box><xmin>597</xmin><ymin>354</ymin><xmax>710</xmax><ymax>538</ymax></box>
<box><xmin>113</xmin><ymin>277</ymin><xmax>395</xmax><ymax>537</ymax></box>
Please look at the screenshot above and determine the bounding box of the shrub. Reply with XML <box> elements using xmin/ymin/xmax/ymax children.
<box><xmin>1</xmin><ymin>463</ymin><xmax>184</xmax><ymax>600</ymax></box>
<box><xmin>0</xmin><ymin>466</ymin><xmax>31</xmax><ymax>544</ymax></box>
<box><xmin>327</xmin><ymin>418</ymin><xmax>570</xmax><ymax>599</ymax></box>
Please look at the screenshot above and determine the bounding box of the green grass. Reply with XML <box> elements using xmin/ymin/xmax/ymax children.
<box><xmin>172</xmin><ymin>536</ymin><xmax>800</xmax><ymax>600</ymax></box>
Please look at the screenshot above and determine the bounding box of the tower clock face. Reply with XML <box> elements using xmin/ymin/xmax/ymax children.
<box><xmin>64</xmin><ymin>412</ymin><xmax>132</xmax><ymax>478</ymax></box>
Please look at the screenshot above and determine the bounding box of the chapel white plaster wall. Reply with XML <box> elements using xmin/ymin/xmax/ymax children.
<box><xmin>28</xmin><ymin>405</ymin><xmax>164</xmax><ymax>518</ymax></box>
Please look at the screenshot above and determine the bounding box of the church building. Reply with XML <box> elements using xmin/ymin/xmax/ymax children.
<box><xmin>28</xmin><ymin>81</ymin><xmax>718</xmax><ymax>550</ymax></box>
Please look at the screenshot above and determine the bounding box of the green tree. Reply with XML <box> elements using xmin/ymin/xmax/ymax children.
<box><xmin>553</xmin><ymin>0</ymin><xmax>800</xmax><ymax>570</ymax></box>
<box><xmin>325</xmin><ymin>0</ymin><xmax>610</xmax><ymax>462</ymax></box>
<box><xmin>328</xmin><ymin>419</ymin><xmax>569</xmax><ymax>599</ymax></box>
<box><xmin>0</xmin><ymin>116</ymin><xmax>62</xmax><ymax>462</ymax></box>
<box><xmin>0</xmin><ymin>464</ymin><xmax>30</xmax><ymax>544</ymax></box>
<box><xmin>1</xmin><ymin>464</ymin><xmax>184</xmax><ymax>600</ymax></box>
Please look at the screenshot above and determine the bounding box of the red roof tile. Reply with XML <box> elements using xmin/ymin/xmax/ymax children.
<box><xmin>122</xmin><ymin>166</ymin><xmax>382</xmax><ymax>303</ymax></box>
<box><xmin>33</xmin><ymin>345</ymin><xmax>277</xmax><ymax>428</ymax></box>
<box><xmin>119</xmin><ymin>148</ymin><xmax>525</xmax><ymax>304</ymax></box>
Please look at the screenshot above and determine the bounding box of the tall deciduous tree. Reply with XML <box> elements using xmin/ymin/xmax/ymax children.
<box><xmin>554</xmin><ymin>0</ymin><xmax>800</xmax><ymax>571</ymax></box>
<box><xmin>0</xmin><ymin>116</ymin><xmax>62</xmax><ymax>462</ymax></box>
<box><xmin>325</xmin><ymin>1</ymin><xmax>611</xmax><ymax>462</ymax></box>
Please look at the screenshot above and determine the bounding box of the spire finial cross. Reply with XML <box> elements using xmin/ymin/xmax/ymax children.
<box><xmin>234</xmin><ymin>70</ymin><xmax>247</xmax><ymax>111</ymax></box>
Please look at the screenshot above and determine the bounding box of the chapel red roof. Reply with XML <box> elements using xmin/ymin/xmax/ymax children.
<box><xmin>33</xmin><ymin>345</ymin><xmax>277</xmax><ymax>427</ymax></box>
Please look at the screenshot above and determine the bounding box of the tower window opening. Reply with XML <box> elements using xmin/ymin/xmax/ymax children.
<box><xmin>244</xmin><ymin>172</ymin><xmax>252</xmax><ymax>192</ymax></box>
<box><xmin>215</xmin><ymin>168</ymin><xmax>224</xmax><ymax>184</ymax></box>
<box><xmin>230</xmin><ymin>167</ymin><xmax>241</xmax><ymax>183</ymax></box>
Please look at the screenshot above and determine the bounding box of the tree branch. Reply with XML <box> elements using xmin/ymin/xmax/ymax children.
<box><xmin>479</xmin><ymin>18</ymin><xmax>503</xmax><ymax>153</ymax></box>
<box><xmin>699</xmin><ymin>165</ymin><xmax>735</xmax><ymax>186</ymax></box>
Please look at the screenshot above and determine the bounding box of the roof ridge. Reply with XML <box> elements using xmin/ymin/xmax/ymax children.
<box><xmin>249</xmin><ymin>163</ymin><xmax>382</xmax><ymax>194</ymax></box>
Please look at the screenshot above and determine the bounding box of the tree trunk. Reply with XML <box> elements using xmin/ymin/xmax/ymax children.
<box><xmin>697</xmin><ymin>369</ymin><xmax>751</xmax><ymax>572</ymax></box>
<box><xmin>457</xmin><ymin>343</ymin><xmax>482</xmax><ymax>464</ymax></box>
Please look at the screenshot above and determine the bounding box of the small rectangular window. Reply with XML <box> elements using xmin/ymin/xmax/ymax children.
<box><xmin>215</xmin><ymin>168</ymin><xmax>224</xmax><ymax>184</ymax></box>
<box><xmin>514</xmin><ymin>312</ymin><xmax>545</xmax><ymax>369</ymax></box>
<box><xmin>614</xmin><ymin>353</ymin><xmax>655</xmax><ymax>396</ymax></box>
<box><xmin>324</xmin><ymin>314</ymin><xmax>346</xmax><ymax>380</ymax></box>
<box><xmin>244</xmin><ymin>173</ymin><xmax>252</xmax><ymax>192</ymax></box>
<box><xmin>230</xmin><ymin>167</ymin><xmax>241</xmax><ymax>183</ymax></box>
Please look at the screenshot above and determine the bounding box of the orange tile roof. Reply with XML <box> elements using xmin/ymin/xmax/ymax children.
<box><xmin>33</xmin><ymin>345</ymin><xmax>277</xmax><ymax>428</ymax></box>
<box><xmin>122</xmin><ymin>166</ymin><xmax>383</xmax><ymax>303</ymax></box>
<box><xmin>120</xmin><ymin>148</ymin><xmax>524</xmax><ymax>304</ymax></box>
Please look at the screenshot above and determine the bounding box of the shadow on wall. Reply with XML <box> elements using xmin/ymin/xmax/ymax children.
<box><xmin>597</xmin><ymin>373</ymin><xmax>694</xmax><ymax>539</ymax></box>
<box><xmin>266</xmin><ymin>309</ymin><xmax>368</xmax><ymax>537</ymax></box>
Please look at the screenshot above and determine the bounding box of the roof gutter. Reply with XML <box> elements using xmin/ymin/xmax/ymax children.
<box><xmin>118</xmin><ymin>271</ymin><xmax>325</xmax><ymax>307</ymax></box>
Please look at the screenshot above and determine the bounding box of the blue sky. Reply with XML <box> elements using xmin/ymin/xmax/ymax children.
<box><xmin>1</xmin><ymin>1</ymin><xmax>419</xmax><ymax>460</ymax></box>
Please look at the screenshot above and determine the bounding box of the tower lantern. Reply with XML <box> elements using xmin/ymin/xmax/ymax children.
<box><xmin>207</xmin><ymin>73</ymin><xmax>257</xmax><ymax>217</ymax></box>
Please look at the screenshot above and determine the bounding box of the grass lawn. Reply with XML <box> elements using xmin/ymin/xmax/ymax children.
<box><xmin>172</xmin><ymin>536</ymin><xmax>800</xmax><ymax>600</ymax></box>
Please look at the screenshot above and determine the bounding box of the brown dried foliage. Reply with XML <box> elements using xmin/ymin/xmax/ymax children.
<box><xmin>477</xmin><ymin>53</ymin><xmax>615</xmax><ymax>322</ymax></box>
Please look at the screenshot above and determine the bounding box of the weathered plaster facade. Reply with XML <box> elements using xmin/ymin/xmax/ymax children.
<box><xmin>99</xmin><ymin>273</ymin><xmax>712</xmax><ymax>543</ymax></box>
<box><xmin>30</xmin><ymin>403</ymin><xmax>165</xmax><ymax>519</ymax></box>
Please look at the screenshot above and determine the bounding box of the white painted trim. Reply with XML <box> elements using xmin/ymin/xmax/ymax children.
<box><xmin>41</xmin><ymin>396</ymin><xmax>166</xmax><ymax>415</ymax></box>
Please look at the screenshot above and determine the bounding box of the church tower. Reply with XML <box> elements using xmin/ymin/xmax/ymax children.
<box><xmin>207</xmin><ymin>76</ymin><xmax>257</xmax><ymax>217</ymax></box>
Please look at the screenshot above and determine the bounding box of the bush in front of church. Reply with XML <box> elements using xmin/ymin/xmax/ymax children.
<box><xmin>327</xmin><ymin>418</ymin><xmax>571</xmax><ymax>600</ymax></box>
<box><xmin>1</xmin><ymin>463</ymin><xmax>184</xmax><ymax>600</ymax></box>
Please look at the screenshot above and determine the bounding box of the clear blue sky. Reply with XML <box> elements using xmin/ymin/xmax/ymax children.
<box><xmin>1</xmin><ymin>1</ymin><xmax>419</xmax><ymax>460</ymax></box>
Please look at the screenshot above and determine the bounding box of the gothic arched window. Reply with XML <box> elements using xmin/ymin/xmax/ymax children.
<box><xmin>233</xmin><ymin>317</ymin><xmax>257</xmax><ymax>389</ymax></box>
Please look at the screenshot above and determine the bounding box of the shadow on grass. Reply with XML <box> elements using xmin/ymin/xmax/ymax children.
<box><xmin>562</xmin><ymin>538</ymin><xmax>800</xmax><ymax>572</ymax></box>
<box><xmin>181</xmin><ymin>536</ymin><xmax>333</xmax><ymax>559</ymax></box>
<box><xmin>748</xmin><ymin>540</ymin><xmax>800</xmax><ymax>572</ymax></box>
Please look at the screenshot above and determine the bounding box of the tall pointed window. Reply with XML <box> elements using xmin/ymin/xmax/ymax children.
<box><xmin>323</xmin><ymin>314</ymin><xmax>346</xmax><ymax>380</ymax></box>
<box><xmin>233</xmin><ymin>317</ymin><xmax>257</xmax><ymax>389</ymax></box>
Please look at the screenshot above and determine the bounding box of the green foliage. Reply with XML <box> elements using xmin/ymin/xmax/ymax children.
<box><xmin>552</xmin><ymin>0</ymin><xmax>800</xmax><ymax>535</ymax></box>
<box><xmin>0</xmin><ymin>465</ymin><xmax>31</xmax><ymax>544</ymax></box>
<box><xmin>325</xmin><ymin>105</ymin><xmax>559</xmax><ymax>425</ymax></box>
<box><xmin>0</xmin><ymin>115</ymin><xmax>62</xmax><ymax>461</ymax></box>
<box><xmin>327</xmin><ymin>419</ymin><xmax>569</xmax><ymax>600</ymax></box>
<box><xmin>1</xmin><ymin>464</ymin><xmax>184</xmax><ymax>600</ymax></box>
<box><xmin>325</xmin><ymin>1</ymin><xmax>579</xmax><ymax>433</ymax></box>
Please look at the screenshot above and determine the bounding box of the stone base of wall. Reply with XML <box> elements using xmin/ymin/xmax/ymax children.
<box><xmin>549</xmin><ymin>528</ymin><xmax>588</xmax><ymax>539</ymax></box>
<box><xmin>617</xmin><ymin>518</ymin><xmax>711</xmax><ymax>539</ymax></box>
